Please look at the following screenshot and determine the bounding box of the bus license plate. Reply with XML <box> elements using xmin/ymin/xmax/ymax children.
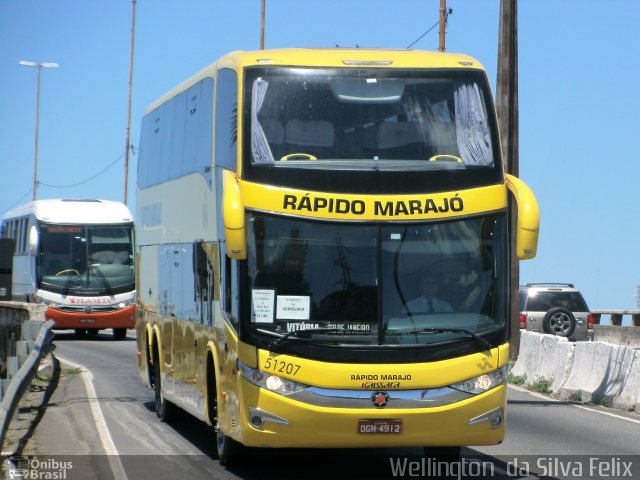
<box><xmin>358</xmin><ymin>419</ymin><xmax>402</xmax><ymax>434</ymax></box>
<box><xmin>80</xmin><ymin>318</ymin><xmax>96</xmax><ymax>324</ymax></box>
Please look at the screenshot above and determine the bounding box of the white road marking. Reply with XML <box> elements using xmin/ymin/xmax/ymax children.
<box><xmin>57</xmin><ymin>355</ymin><xmax>129</xmax><ymax>480</ymax></box>
<box><xmin>508</xmin><ymin>384</ymin><xmax>640</xmax><ymax>424</ymax></box>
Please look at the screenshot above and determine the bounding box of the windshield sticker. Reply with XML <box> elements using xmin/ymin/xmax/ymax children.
<box><xmin>284</xmin><ymin>322</ymin><xmax>372</xmax><ymax>334</ymax></box>
<box><xmin>251</xmin><ymin>289</ymin><xmax>275</xmax><ymax>323</ymax></box>
<box><xmin>276</xmin><ymin>295</ymin><xmax>310</xmax><ymax>320</ymax></box>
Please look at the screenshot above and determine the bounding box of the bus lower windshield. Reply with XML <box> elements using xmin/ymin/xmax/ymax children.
<box><xmin>245</xmin><ymin>213</ymin><xmax>507</xmax><ymax>351</ymax></box>
<box><xmin>38</xmin><ymin>224</ymin><xmax>134</xmax><ymax>295</ymax></box>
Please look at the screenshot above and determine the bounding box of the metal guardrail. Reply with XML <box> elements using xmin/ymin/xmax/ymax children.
<box><xmin>0</xmin><ymin>320</ymin><xmax>55</xmax><ymax>450</ymax></box>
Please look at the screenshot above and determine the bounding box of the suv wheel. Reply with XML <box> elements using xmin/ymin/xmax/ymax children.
<box><xmin>543</xmin><ymin>307</ymin><xmax>576</xmax><ymax>337</ymax></box>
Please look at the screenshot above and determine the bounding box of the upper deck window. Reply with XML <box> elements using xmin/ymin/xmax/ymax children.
<box><xmin>248</xmin><ymin>67</ymin><xmax>495</xmax><ymax>171</ymax></box>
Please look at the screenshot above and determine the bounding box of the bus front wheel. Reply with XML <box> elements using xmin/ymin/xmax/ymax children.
<box><xmin>216</xmin><ymin>431</ymin><xmax>241</xmax><ymax>466</ymax></box>
<box><xmin>113</xmin><ymin>328</ymin><xmax>127</xmax><ymax>340</ymax></box>
<box><xmin>208</xmin><ymin>353</ymin><xmax>242</xmax><ymax>465</ymax></box>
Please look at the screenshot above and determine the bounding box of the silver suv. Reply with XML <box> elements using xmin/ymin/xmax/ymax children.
<box><xmin>519</xmin><ymin>283</ymin><xmax>592</xmax><ymax>341</ymax></box>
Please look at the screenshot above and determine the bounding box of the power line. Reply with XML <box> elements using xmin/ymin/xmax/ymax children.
<box><xmin>406</xmin><ymin>19</ymin><xmax>440</xmax><ymax>49</ymax></box>
<box><xmin>1</xmin><ymin>150</ymin><xmax>133</xmax><ymax>216</ymax></box>
<box><xmin>2</xmin><ymin>187</ymin><xmax>33</xmax><ymax>215</ymax></box>
<box><xmin>39</xmin><ymin>151</ymin><xmax>127</xmax><ymax>189</ymax></box>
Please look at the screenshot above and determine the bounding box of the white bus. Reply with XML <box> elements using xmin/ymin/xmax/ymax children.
<box><xmin>1</xmin><ymin>199</ymin><xmax>136</xmax><ymax>339</ymax></box>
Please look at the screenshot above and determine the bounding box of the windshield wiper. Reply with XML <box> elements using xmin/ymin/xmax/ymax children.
<box><xmin>387</xmin><ymin>327</ymin><xmax>492</xmax><ymax>350</ymax></box>
<box><xmin>90</xmin><ymin>264</ymin><xmax>114</xmax><ymax>296</ymax></box>
<box><xmin>261</xmin><ymin>327</ymin><xmax>364</xmax><ymax>349</ymax></box>
<box><xmin>62</xmin><ymin>270</ymin><xmax>80</xmax><ymax>296</ymax></box>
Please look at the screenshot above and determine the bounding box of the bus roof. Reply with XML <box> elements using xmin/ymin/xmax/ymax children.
<box><xmin>2</xmin><ymin>199</ymin><xmax>133</xmax><ymax>225</ymax></box>
<box><xmin>217</xmin><ymin>47</ymin><xmax>484</xmax><ymax>70</ymax></box>
<box><xmin>145</xmin><ymin>48</ymin><xmax>485</xmax><ymax>114</ymax></box>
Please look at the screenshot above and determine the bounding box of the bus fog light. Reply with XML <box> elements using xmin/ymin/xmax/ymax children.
<box><xmin>250</xmin><ymin>415</ymin><xmax>264</xmax><ymax>429</ymax></box>
<box><xmin>491</xmin><ymin>413</ymin><xmax>503</xmax><ymax>428</ymax></box>
<box><xmin>249</xmin><ymin>407</ymin><xmax>290</xmax><ymax>428</ymax></box>
<box><xmin>468</xmin><ymin>407</ymin><xmax>504</xmax><ymax>429</ymax></box>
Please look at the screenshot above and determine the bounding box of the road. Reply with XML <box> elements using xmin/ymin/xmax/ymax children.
<box><xmin>29</xmin><ymin>330</ymin><xmax>640</xmax><ymax>480</ymax></box>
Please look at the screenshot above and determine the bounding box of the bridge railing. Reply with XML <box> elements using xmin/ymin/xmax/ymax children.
<box><xmin>0</xmin><ymin>302</ymin><xmax>55</xmax><ymax>451</ymax></box>
<box><xmin>590</xmin><ymin>310</ymin><xmax>640</xmax><ymax>327</ymax></box>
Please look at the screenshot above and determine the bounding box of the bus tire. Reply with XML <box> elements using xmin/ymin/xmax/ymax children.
<box><xmin>113</xmin><ymin>328</ymin><xmax>127</xmax><ymax>340</ymax></box>
<box><xmin>207</xmin><ymin>353</ymin><xmax>242</xmax><ymax>465</ymax></box>
<box><xmin>152</xmin><ymin>344</ymin><xmax>177</xmax><ymax>422</ymax></box>
<box><xmin>216</xmin><ymin>431</ymin><xmax>241</xmax><ymax>466</ymax></box>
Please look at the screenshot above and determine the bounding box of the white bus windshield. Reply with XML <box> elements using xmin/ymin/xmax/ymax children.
<box><xmin>250</xmin><ymin>68</ymin><xmax>495</xmax><ymax>170</ymax></box>
<box><xmin>38</xmin><ymin>224</ymin><xmax>134</xmax><ymax>295</ymax></box>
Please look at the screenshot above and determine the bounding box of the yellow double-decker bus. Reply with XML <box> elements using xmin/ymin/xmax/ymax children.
<box><xmin>135</xmin><ymin>48</ymin><xmax>539</xmax><ymax>464</ymax></box>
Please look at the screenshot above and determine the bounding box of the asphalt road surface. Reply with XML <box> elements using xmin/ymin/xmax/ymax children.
<box><xmin>25</xmin><ymin>329</ymin><xmax>640</xmax><ymax>480</ymax></box>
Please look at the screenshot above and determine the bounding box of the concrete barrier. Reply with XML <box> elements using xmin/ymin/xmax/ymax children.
<box><xmin>593</xmin><ymin>324</ymin><xmax>640</xmax><ymax>348</ymax></box>
<box><xmin>514</xmin><ymin>331</ymin><xmax>640</xmax><ymax>413</ymax></box>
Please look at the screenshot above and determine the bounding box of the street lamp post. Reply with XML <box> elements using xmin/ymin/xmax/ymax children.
<box><xmin>19</xmin><ymin>60</ymin><xmax>59</xmax><ymax>201</ymax></box>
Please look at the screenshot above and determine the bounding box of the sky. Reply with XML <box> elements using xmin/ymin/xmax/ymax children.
<box><xmin>1</xmin><ymin>0</ymin><xmax>640</xmax><ymax>315</ymax></box>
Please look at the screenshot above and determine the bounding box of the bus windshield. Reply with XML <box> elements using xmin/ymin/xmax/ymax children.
<box><xmin>38</xmin><ymin>224</ymin><xmax>134</xmax><ymax>295</ymax></box>
<box><xmin>248</xmin><ymin>67</ymin><xmax>496</xmax><ymax>170</ymax></box>
<box><xmin>245</xmin><ymin>213</ymin><xmax>507</xmax><ymax>350</ymax></box>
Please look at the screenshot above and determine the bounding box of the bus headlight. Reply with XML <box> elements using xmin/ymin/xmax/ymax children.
<box><xmin>451</xmin><ymin>365</ymin><xmax>508</xmax><ymax>395</ymax></box>
<box><xmin>40</xmin><ymin>299</ymin><xmax>59</xmax><ymax>308</ymax></box>
<box><xmin>238</xmin><ymin>360</ymin><xmax>308</xmax><ymax>396</ymax></box>
<box><xmin>118</xmin><ymin>300</ymin><xmax>135</xmax><ymax>309</ymax></box>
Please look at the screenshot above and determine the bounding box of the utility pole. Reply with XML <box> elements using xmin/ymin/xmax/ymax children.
<box><xmin>438</xmin><ymin>0</ymin><xmax>447</xmax><ymax>52</ymax></box>
<box><xmin>496</xmin><ymin>0</ymin><xmax>520</xmax><ymax>357</ymax></box>
<box><xmin>260</xmin><ymin>0</ymin><xmax>266</xmax><ymax>50</ymax></box>
<box><xmin>124</xmin><ymin>0</ymin><xmax>137</xmax><ymax>206</ymax></box>
<box><xmin>19</xmin><ymin>61</ymin><xmax>58</xmax><ymax>201</ymax></box>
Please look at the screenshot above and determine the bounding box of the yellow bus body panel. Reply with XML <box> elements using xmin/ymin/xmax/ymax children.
<box><xmin>238</xmin><ymin>383</ymin><xmax>506</xmax><ymax>448</ymax></box>
<box><xmin>257</xmin><ymin>344</ymin><xmax>508</xmax><ymax>390</ymax></box>
<box><xmin>230</xmin><ymin>342</ymin><xmax>509</xmax><ymax>448</ymax></box>
<box><xmin>240</xmin><ymin>182</ymin><xmax>507</xmax><ymax>222</ymax></box>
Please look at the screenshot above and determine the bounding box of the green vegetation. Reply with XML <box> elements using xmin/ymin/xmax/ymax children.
<box><xmin>508</xmin><ymin>371</ymin><xmax>527</xmax><ymax>385</ymax></box>
<box><xmin>568</xmin><ymin>390</ymin><xmax>583</xmax><ymax>403</ymax></box>
<box><xmin>531</xmin><ymin>377</ymin><xmax>552</xmax><ymax>394</ymax></box>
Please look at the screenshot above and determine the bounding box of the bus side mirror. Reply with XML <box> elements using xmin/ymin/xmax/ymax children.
<box><xmin>505</xmin><ymin>174</ymin><xmax>539</xmax><ymax>260</ymax></box>
<box><xmin>222</xmin><ymin>170</ymin><xmax>246</xmax><ymax>260</ymax></box>
<box><xmin>29</xmin><ymin>225</ymin><xmax>39</xmax><ymax>256</ymax></box>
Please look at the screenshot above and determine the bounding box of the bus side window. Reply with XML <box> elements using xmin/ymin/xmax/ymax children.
<box><xmin>215</xmin><ymin>68</ymin><xmax>238</xmax><ymax>171</ymax></box>
<box><xmin>221</xmin><ymin>254</ymin><xmax>240</xmax><ymax>328</ymax></box>
<box><xmin>194</xmin><ymin>241</ymin><xmax>215</xmax><ymax>325</ymax></box>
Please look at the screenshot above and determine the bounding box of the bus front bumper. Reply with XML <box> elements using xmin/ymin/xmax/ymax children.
<box><xmin>45</xmin><ymin>304</ymin><xmax>136</xmax><ymax>329</ymax></box>
<box><xmin>232</xmin><ymin>380</ymin><xmax>507</xmax><ymax>449</ymax></box>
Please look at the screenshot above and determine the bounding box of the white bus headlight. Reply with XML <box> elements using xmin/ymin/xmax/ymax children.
<box><xmin>238</xmin><ymin>360</ymin><xmax>308</xmax><ymax>396</ymax></box>
<box><xmin>452</xmin><ymin>365</ymin><xmax>508</xmax><ymax>395</ymax></box>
